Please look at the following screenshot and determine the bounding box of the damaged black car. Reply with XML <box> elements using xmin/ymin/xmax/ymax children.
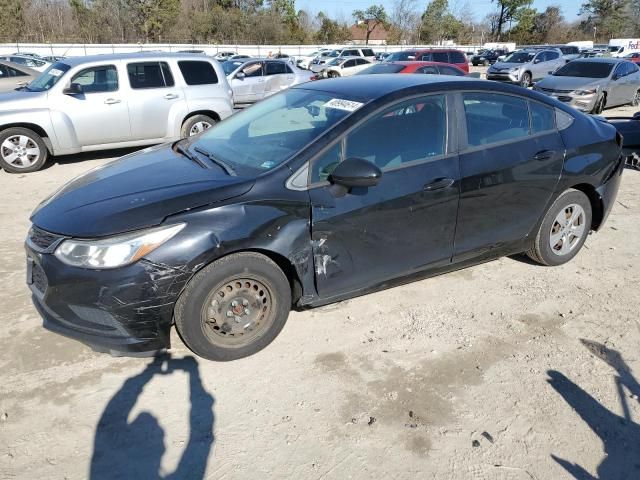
<box><xmin>26</xmin><ymin>75</ymin><xmax>625</xmax><ymax>361</ymax></box>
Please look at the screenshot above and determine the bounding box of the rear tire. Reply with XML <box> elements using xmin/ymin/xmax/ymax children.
<box><xmin>175</xmin><ymin>252</ymin><xmax>291</xmax><ymax>361</ymax></box>
<box><xmin>526</xmin><ymin>189</ymin><xmax>592</xmax><ymax>266</ymax></box>
<box><xmin>181</xmin><ymin>114</ymin><xmax>216</xmax><ymax>138</ymax></box>
<box><xmin>0</xmin><ymin>127</ymin><xmax>48</xmax><ymax>173</ymax></box>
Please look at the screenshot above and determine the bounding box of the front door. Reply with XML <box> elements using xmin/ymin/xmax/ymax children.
<box><xmin>50</xmin><ymin>63</ymin><xmax>130</xmax><ymax>146</ymax></box>
<box><xmin>231</xmin><ymin>61</ymin><xmax>265</xmax><ymax>104</ymax></box>
<box><xmin>454</xmin><ymin>92</ymin><xmax>565</xmax><ymax>261</ymax></box>
<box><xmin>309</xmin><ymin>94</ymin><xmax>460</xmax><ymax>298</ymax></box>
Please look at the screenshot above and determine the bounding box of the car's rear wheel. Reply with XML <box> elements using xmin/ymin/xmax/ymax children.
<box><xmin>181</xmin><ymin>114</ymin><xmax>216</xmax><ymax>138</ymax></box>
<box><xmin>520</xmin><ymin>72</ymin><xmax>532</xmax><ymax>88</ymax></box>
<box><xmin>526</xmin><ymin>189</ymin><xmax>592</xmax><ymax>266</ymax></box>
<box><xmin>0</xmin><ymin>127</ymin><xmax>48</xmax><ymax>173</ymax></box>
<box><xmin>175</xmin><ymin>252</ymin><xmax>291</xmax><ymax>361</ymax></box>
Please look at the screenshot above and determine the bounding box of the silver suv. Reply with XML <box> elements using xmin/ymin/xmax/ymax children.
<box><xmin>0</xmin><ymin>53</ymin><xmax>234</xmax><ymax>173</ymax></box>
<box><xmin>487</xmin><ymin>48</ymin><xmax>565</xmax><ymax>87</ymax></box>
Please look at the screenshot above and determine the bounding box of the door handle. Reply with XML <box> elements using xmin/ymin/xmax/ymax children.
<box><xmin>533</xmin><ymin>150</ymin><xmax>555</xmax><ymax>161</ymax></box>
<box><xmin>164</xmin><ymin>93</ymin><xmax>179</xmax><ymax>100</ymax></box>
<box><xmin>104</xmin><ymin>98</ymin><xmax>121</xmax><ymax>105</ymax></box>
<box><xmin>424</xmin><ymin>177</ymin><xmax>455</xmax><ymax>191</ymax></box>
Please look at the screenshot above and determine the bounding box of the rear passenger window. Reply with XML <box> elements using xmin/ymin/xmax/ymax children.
<box><xmin>71</xmin><ymin>65</ymin><xmax>118</xmax><ymax>93</ymax></box>
<box><xmin>463</xmin><ymin>93</ymin><xmax>530</xmax><ymax>147</ymax></box>
<box><xmin>265</xmin><ymin>62</ymin><xmax>286</xmax><ymax>75</ymax></box>
<box><xmin>438</xmin><ymin>65</ymin><xmax>464</xmax><ymax>76</ymax></box>
<box><xmin>362</xmin><ymin>49</ymin><xmax>375</xmax><ymax>57</ymax></box>
<box><xmin>127</xmin><ymin>62</ymin><xmax>174</xmax><ymax>89</ymax></box>
<box><xmin>530</xmin><ymin>102</ymin><xmax>556</xmax><ymax>133</ymax></box>
<box><xmin>432</xmin><ymin>52</ymin><xmax>449</xmax><ymax>63</ymax></box>
<box><xmin>419</xmin><ymin>53</ymin><xmax>433</xmax><ymax>61</ymax></box>
<box><xmin>178</xmin><ymin>61</ymin><xmax>218</xmax><ymax>85</ymax></box>
<box><xmin>450</xmin><ymin>51</ymin><xmax>466</xmax><ymax>63</ymax></box>
<box><xmin>416</xmin><ymin>66</ymin><xmax>438</xmax><ymax>74</ymax></box>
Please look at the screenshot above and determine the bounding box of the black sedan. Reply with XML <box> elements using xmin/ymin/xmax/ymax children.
<box><xmin>26</xmin><ymin>75</ymin><xmax>624</xmax><ymax>361</ymax></box>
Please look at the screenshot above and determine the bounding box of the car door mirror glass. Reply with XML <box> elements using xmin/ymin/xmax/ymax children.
<box><xmin>236</xmin><ymin>71</ymin><xmax>245</xmax><ymax>80</ymax></box>
<box><xmin>534</xmin><ymin>58</ymin><xmax>541</xmax><ymax>64</ymax></box>
<box><xmin>329</xmin><ymin>157</ymin><xmax>382</xmax><ymax>188</ymax></box>
<box><xmin>63</xmin><ymin>82</ymin><xmax>83</xmax><ymax>95</ymax></box>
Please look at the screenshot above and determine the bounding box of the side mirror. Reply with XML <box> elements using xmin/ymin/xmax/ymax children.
<box><xmin>63</xmin><ymin>83</ymin><xmax>83</xmax><ymax>95</ymax></box>
<box><xmin>533</xmin><ymin>58</ymin><xmax>541</xmax><ymax>64</ymax></box>
<box><xmin>612</xmin><ymin>73</ymin><xmax>620</xmax><ymax>81</ymax></box>
<box><xmin>329</xmin><ymin>158</ymin><xmax>382</xmax><ymax>188</ymax></box>
<box><xmin>548</xmin><ymin>70</ymin><xmax>555</xmax><ymax>75</ymax></box>
<box><xmin>236</xmin><ymin>72</ymin><xmax>246</xmax><ymax>80</ymax></box>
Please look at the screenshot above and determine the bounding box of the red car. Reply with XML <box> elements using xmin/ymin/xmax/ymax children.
<box><xmin>358</xmin><ymin>61</ymin><xmax>468</xmax><ymax>76</ymax></box>
<box><xmin>623</xmin><ymin>52</ymin><xmax>640</xmax><ymax>64</ymax></box>
<box><xmin>383</xmin><ymin>48</ymin><xmax>469</xmax><ymax>73</ymax></box>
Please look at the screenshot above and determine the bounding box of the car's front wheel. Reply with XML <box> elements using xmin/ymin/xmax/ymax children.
<box><xmin>0</xmin><ymin>127</ymin><xmax>48</xmax><ymax>173</ymax></box>
<box><xmin>175</xmin><ymin>252</ymin><xmax>291</xmax><ymax>361</ymax></box>
<box><xmin>181</xmin><ymin>114</ymin><xmax>216</xmax><ymax>138</ymax></box>
<box><xmin>632</xmin><ymin>89</ymin><xmax>640</xmax><ymax>107</ymax></box>
<box><xmin>520</xmin><ymin>72</ymin><xmax>532</xmax><ymax>88</ymax></box>
<box><xmin>526</xmin><ymin>189</ymin><xmax>592</xmax><ymax>266</ymax></box>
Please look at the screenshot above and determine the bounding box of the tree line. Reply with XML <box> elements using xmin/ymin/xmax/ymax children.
<box><xmin>1</xmin><ymin>0</ymin><xmax>640</xmax><ymax>46</ymax></box>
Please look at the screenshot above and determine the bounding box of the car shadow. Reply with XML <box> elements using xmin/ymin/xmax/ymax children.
<box><xmin>45</xmin><ymin>147</ymin><xmax>147</xmax><ymax>170</ymax></box>
<box><xmin>90</xmin><ymin>354</ymin><xmax>214</xmax><ymax>479</ymax></box>
<box><xmin>547</xmin><ymin>339</ymin><xmax>640</xmax><ymax>479</ymax></box>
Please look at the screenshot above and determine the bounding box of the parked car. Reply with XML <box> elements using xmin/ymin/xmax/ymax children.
<box><xmin>556</xmin><ymin>45</ymin><xmax>581</xmax><ymax>62</ymax></box>
<box><xmin>357</xmin><ymin>61</ymin><xmax>468</xmax><ymax>76</ymax></box>
<box><xmin>225</xmin><ymin>58</ymin><xmax>312</xmax><ymax>106</ymax></box>
<box><xmin>384</xmin><ymin>48</ymin><xmax>469</xmax><ymax>73</ymax></box>
<box><xmin>177</xmin><ymin>49</ymin><xmax>205</xmax><ymax>54</ymax></box>
<box><xmin>374</xmin><ymin>52</ymin><xmax>390</xmax><ymax>61</ymax></box>
<box><xmin>0</xmin><ymin>53</ymin><xmax>234</xmax><ymax>173</ymax></box>
<box><xmin>0</xmin><ymin>54</ymin><xmax>51</xmax><ymax>72</ymax></box>
<box><xmin>309</xmin><ymin>47</ymin><xmax>376</xmax><ymax>72</ymax></box>
<box><xmin>43</xmin><ymin>55</ymin><xmax>66</xmax><ymax>62</ymax></box>
<box><xmin>214</xmin><ymin>51</ymin><xmax>236</xmax><ymax>61</ymax></box>
<box><xmin>608</xmin><ymin>111</ymin><xmax>640</xmax><ymax>168</ymax></box>
<box><xmin>25</xmin><ymin>75</ymin><xmax>624</xmax><ymax>361</ymax></box>
<box><xmin>317</xmin><ymin>56</ymin><xmax>372</xmax><ymax>78</ymax></box>
<box><xmin>471</xmin><ymin>49</ymin><xmax>508</xmax><ymax>66</ymax></box>
<box><xmin>623</xmin><ymin>52</ymin><xmax>640</xmax><ymax>64</ymax></box>
<box><xmin>487</xmin><ymin>48</ymin><xmax>565</xmax><ymax>87</ymax></box>
<box><xmin>0</xmin><ymin>60</ymin><xmax>38</xmax><ymax>93</ymax></box>
<box><xmin>533</xmin><ymin>58</ymin><xmax>640</xmax><ymax>114</ymax></box>
<box><xmin>297</xmin><ymin>50</ymin><xmax>329</xmax><ymax>69</ymax></box>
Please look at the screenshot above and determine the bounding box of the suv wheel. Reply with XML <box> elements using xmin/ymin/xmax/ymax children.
<box><xmin>0</xmin><ymin>127</ymin><xmax>48</xmax><ymax>173</ymax></box>
<box><xmin>175</xmin><ymin>252</ymin><xmax>291</xmax><ymax>361</ymax></box>
<box><xmin>520</xmin><ymin>72</ymin><xmax>532</xmax><ymax>88</ymax></box>
<box><xmin>526</xmin><ymin>189</ymin><xmax>592</xmax><ymax>266</ymax></box>
<box><xmin>181</xmin><ymin>114</ymin><xmax>216</xmax><ymax>138</ymax></box>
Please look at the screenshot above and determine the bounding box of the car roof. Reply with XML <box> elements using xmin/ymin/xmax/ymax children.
<box><xmin>391</xmin><ymin>61</ymin><xmax>458</xmax><ymax>67</ymax></box>
<box><xmin>53</xmin><ymin>52</ymin><xmax>217</xmax><ymax>67</ymax></box>
<box><xmin>568</xmin><ymin>57</ymin><xmax>624</xmax><ymax>64</ymax></box>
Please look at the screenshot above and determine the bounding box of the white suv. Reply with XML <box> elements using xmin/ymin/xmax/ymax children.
<box><xmin>0</xmin><ymin>53</ymin><xmax>234</xmax><ymax>173</ymax></box>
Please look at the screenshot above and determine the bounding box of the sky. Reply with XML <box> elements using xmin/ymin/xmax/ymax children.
<box><xmin>298</xmin><ymin>0</ymin><xmax>584</xmax><ymax>23</ymax></box>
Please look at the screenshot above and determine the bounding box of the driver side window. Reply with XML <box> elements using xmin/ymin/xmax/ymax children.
<box><xmin>242</xmin><ymin>63</ymin><xmax>263</xmax><ymax>77</ymax></box>
<box><xmin>71</xmin><ymin>65</ymin><xmax>118</xmax><ymax>93</ymax></box>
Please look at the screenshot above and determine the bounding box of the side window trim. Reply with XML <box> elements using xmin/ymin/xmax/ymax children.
<box><xmin>305</xmin><ymin>92</ymin><xmax>452</xmax><ymax>189</ymax></box>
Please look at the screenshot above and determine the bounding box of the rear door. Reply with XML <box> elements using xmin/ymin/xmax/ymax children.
<box><xmin>309</xmin><ymin>94</ymin><xmax>460</xmax><ymax>297</ymax></box>
<box><xmin>126</xmin><ymin>61</ymin><xmax>185</xmax><ymax>140</ymax></box>
<box><xmin>264</xmin><ymin>61</ymin><xmax>293</xmax><ymax>96</ymax></box>
<box><xmin>453</xmin><ymin>92</ymin><xmax>565</xmax><ymax>261</ymax></box>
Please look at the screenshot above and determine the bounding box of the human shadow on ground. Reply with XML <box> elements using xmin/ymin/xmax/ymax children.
<box><xmin>547</xmin><ymin>339</ymin><xmax>640</xmax><ymax>480</ymax></box>
<box><xmin>90</xmin><ymin>354</ymin><xmax>214</xmax><ymax>479</ymax></box>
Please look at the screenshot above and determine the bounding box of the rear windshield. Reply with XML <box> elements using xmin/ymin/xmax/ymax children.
<box><xmin>25</xmin><ymin>62</ymin><xmax>71</xmax><ymax>91</ymax></box>
<box><xmin>553</xmin><ymin>61</ymin><xmax>613</xmax><ymax>78</ymax></box>
<box><xmin>357</xmin><ymin>63</ymin><xmax>404</xmax><ymax>74</ymax></box>
<box><xmin>385</xmin><ymin>51</ymin><xmax>417</xmax><ymax>61</ymax></box>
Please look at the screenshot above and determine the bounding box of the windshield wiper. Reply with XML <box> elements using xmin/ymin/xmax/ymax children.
<box><xmin>194</xmin><ymin>146</ymin><xmax>237</xmax><ymax>176</ymax></box>
<box><xmin>175</xmin><ymin>142</ymin><xmax>208</xmax><ymax>168</ymax></box>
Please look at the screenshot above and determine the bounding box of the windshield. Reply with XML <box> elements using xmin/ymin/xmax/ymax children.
<box><xmin>357</xmin><ymin>63</ymin><xmax>404</xmax><ymax>74</ymax></box>
<box><xmin>26</xmin><ymin>62</ymin><xmax>71</xmax><ymax>92</ymax></box>
<box><xmin>553</xmin><ymin>61</ymin><xmax>614</xmax><ymax>78</ymax></box>
<box><xmin>385</xmin><ymin>51</ymin><xmax>417</xmax><ymax>61</ymax></box>
<box><xmin>609</xmin><ymin>46</ymin><xmax>621</xmax><ymax>52</ymax></box>
<box><xmin>503</xmin><ymin>51</ymin><xmax>535</xmax><ymax>63</ymax></box>
<box><xmin>191</xmin><ymin>89</ymin><xmax>359</xmax><ymax>173</ymax></box>
<box><xmin>222</xmin><ymin>60</ymin><xmax>246</xmax><ymax>76</ymax></box>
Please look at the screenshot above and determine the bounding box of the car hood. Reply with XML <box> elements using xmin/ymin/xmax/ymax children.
<box><xmin>536</xmin><ymin>76</ymin><xmax>604</xmax><ymax>90</ymax></box>
<box><xmin>0</xmin><ymin>89</ymin><xmax>48</xmax><ymax>111</ymax></box>
<box><xmin>491</xmin><ymin>62</ymin><xmax>527</xmax><ymax>70</ymax></box>
<box><xmin>31</xmin><ymin>143</ymin><xmax>256</xmax><ymax>238</ymax></box>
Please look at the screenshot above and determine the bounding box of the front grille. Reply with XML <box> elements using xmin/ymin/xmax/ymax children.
<box><xmin>28</xmin><ymin>226</ymin><xmax>63</xmax><ymax>252</ymax></box>
<box><xmin>31</xmin><ymin>262</ymin><xmax>48</xmax><ymax>294</ymax></box>
<box><xmin>539</xmin><ymin>87</ymin><xmax>573</xmax><ymax>94</ymax></box>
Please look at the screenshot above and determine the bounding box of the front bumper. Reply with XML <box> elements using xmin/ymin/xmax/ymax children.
<box><xmin>486</xmin><ymin>70</ymin><xmax>521</xmax><ymax>83</ymax></box>
<box><xmin>25</xmin><ymin>243</ymin><xmax>192</xmax><ymax>355</ymax></box>
<box><xmin>535</xmin><ymin>89</ymin><xmax>598</xmax><ymax>112</ymax></box>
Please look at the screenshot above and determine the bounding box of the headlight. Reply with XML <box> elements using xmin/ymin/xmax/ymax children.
<box><xmin>54</xmin><ymin>223</ymin><xmax>185</xmax><ymax>269</ymax></box>
<box><xmin>509</xmin><ymin>67</ymin><xmax>520</xmax><ymax>72</ymax></box>
<box><xmin>573</xmin><ymin>88</ymin><xmax>597</xmax><ymax>96</ymax></box>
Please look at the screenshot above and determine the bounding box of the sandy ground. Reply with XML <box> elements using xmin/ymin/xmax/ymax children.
<box><xmin>0</xmin><ymin>94</ymin><xmax>639</xmax><ymax>480</ymax></box>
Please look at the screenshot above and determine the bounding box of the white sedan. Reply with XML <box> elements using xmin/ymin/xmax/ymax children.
<box><xmin>317</xmin><ymin>57</ymin><xmax>373</xmax><ymax>78</ymax></box>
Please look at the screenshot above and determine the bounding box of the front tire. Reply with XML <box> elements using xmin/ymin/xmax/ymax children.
<box><xmin>526</xmin><ymin>189</ymin><xmax>592</xmax><ymax>266</ymax></box>
<box><xmin>181</xmin><ymin>114</ymin><xmax>216</xmax><ymax>138</ymax></box>
<box><xmin>0</xmin><ymin>127</ymin><xmax>48</xmax><ymax>173</ymax></box>
<box><xmin>592</xmin><ymin>95</ymin><xmax>605</xmax><ymax>114</ymax></box>
<box><xmin>520</xmin><ymin>72</ymin><xmax>532</xmax><ymax>88</ymax></box>
<box><xmin>175</xmin><ymin>252</ymin><xmax>291</xmax><ymax>361</ymax></box>
<box><xmin>632</xmin><ymin>89</ymin><xmax>640</xmax><ymax>107</ymax></box>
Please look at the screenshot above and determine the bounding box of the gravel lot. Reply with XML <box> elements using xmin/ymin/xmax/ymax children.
<box><xmin>1</xmin><ymin>84</ymin><xmax>639</xmax><ymax>479</ymax></box>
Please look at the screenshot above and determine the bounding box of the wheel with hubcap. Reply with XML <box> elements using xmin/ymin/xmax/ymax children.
<box><xmin>632</xmin><ymin>89</ymin><xmax>640</xmax><ymax>107</ymax></box>
<box><xmin>175</xmin><ymin>252</ymin><xmax>291</xmax><ymax>361</ymax></box>
<box><xmin>0</xmin><ymin>127</ymin><xmax>48</xmax><ymax>173</ymax></box>
<box><xmin>181</xmin><ymin>114</ymin><xmax>216</xmax><ymax>138</ymax></box>
<box><xmin>520</xmin><ymin>72</ymin><xmax>532</xmax><ymax>88</ymax></box>
<box><xmin>526</xmin><ymin>189</ymin><xmax>592</xmax><ymax>266</ymax></box>
<box><xmin>328</xmin><ymin>71</ymin><xmax>339</xmax><ymax>78</ymax></box>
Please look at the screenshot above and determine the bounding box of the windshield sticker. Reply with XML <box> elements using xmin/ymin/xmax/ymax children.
<box><xmin>49</xmin><ymin>68</ymin><xmax>64</xmax><ymax>77</ymax></box>
<box><xmin>324</xmin><ymin>98</ymin><xmax>364</xmax><ymax>112</ymax></box>
<box><xmin>260</xmin><ymin>160</ymin><xmax>276</xmax><ymax>169</ymax></box>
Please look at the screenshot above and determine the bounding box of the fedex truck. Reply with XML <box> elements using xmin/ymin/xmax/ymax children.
<box><xmin>608</xmin><ymin>38</ymin><xmax>640</xmax><ymax>57</ymax></box>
